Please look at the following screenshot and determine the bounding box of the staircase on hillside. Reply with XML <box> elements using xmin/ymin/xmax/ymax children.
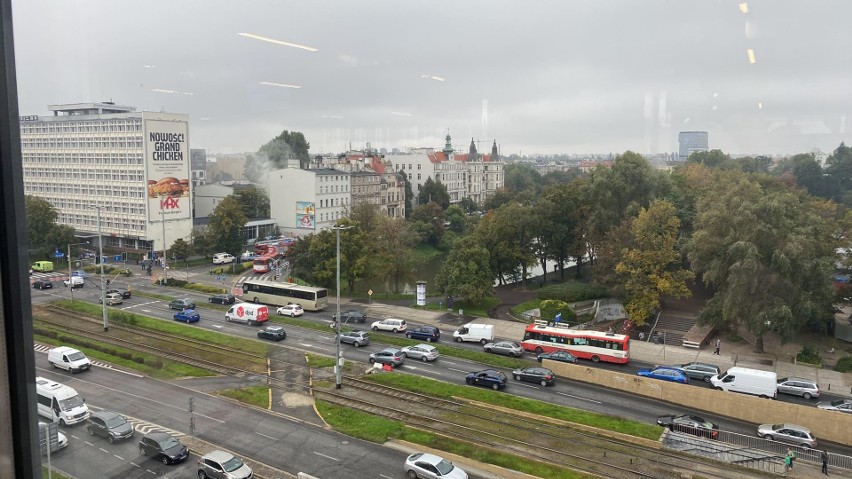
<box><xmin>650</xmin><ymin>311</ymin><xmax>696</xmax><ymax>346</ymax></box>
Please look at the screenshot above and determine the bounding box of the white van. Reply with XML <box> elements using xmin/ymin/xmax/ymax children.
<box><xmin>225</xmin><ymin>303</ymin><xmax>269</xmax><ymax>325</ymax></box>
<box><xmin>36</xmin><ymin>377</ymin><xmax>90</xmax><ymax>426</ymax></box>
<box><xmin>710</xmin><ymin>366</ymin><xmax>777</xmax><ymax>399</ymax></box>
<box><xmin>453</xmin><ymin>323</ymin><xmax>495</xmax><ymax>344</ymax></box>
<box><xmin>47</xmin><ymin>346</ymin><xmax>91</xmax><ymax>373</ymax></box>
<box><xmin>213</xmin><ymin>253</ymin><xmax>235</xmax><ymax>265</ymax></box>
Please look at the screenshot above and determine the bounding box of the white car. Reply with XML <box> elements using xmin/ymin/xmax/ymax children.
<box><xmin>276</xmin><ymin>304</ymin><xmax>304</xmax><ymax>317</ymax></box>
<box><xmin>212</xmin><ymin>253</ymin><xmax>235</xmax><ymax>265</ymax></box>
<box><xmin>404</xmin><ymin>452</ymin><xmax>467</xmax><ymax>479</ymax></box>
<box><xmin>371</xmin><ymin>318</ymin><xmax>407</xmax><ymax>333</ymax></box>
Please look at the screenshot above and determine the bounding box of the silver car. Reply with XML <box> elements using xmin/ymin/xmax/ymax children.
<box><xmin>671</xmin><ymin>362</ymin><xmax>720</xmax><ymax>383</ymax></box>
<box><xmin>339</xmin><ymin>330</ymin><xmax>370</xmax><ymax>347</ymax></box>
<box><xmin>404</xmin><ymin>452</ymin><xmax>467</xmax><ymax>479</ymax></box>
<box><xmin>757</xmin><ymin>423</ymin><xmax>817</xmax><ymax>448</ymax></box>
<box><xmin>483</xmin><ymin>341</ymin><xmax>524</xmax><ymax>357</ymax></box>
<box><xmin>776</xmin><ymin>377</ymin><xmax>819</xmax><ymax>399</ymax></box>
<box><xmin>401</xmin><ymin>344</ymin><xmax>439</xmax><ymax>362</ymax></box>
<box><xmin>817</xmin><ymin>399</ymin><xmax>852</xmax><ymax>413</ymax></box>
<box><xmin>197</xmin><ymin>450</ymin><xmax>253</xmax><ymax>479</ymax></box>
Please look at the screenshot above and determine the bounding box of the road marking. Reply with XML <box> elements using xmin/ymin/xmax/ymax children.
<box><xmin>556</xmin><ymin>391</ymin><xmax>603</xmax><ymax>404</ymax></box>
<box><xmin>211</xmin><ymin>325</ymin><xmax>223</xmax><ymax>329</ymax></box>
<box><xmin>448</xmin><ymin>368</ymin><xmax>469</xmax><ymax>374</ymax></box>
<box><xmin>442</xmin><ymin>360</ymin><xmax>458</xmax><ymax>365</ymax></box>
<box><xmin>147</xmin><ymin>469</ymin><xmax>157</xmax><ymax>475</ymax></box>
<box><xmin>256</xmin><ymin>431</ymin><xmax>276</xmax><ymax>440</ymax></box>
<box><xmin>516</xmin><ymin>383</ymin><xmax>539</xmax><ymax>389</ymax></box>
<box><xmin>313</xmin><ymin>451</ymin><xmax>340</xmax><ymax>461</ymax></box>
<box><xmin>380</xmin><ymin>475</ymin><xmax>395</xmax><ymax>479</ymax></box>
<box><xmin>99</xmin><ymin>447</ymin><xmax>109</xmax><ymax>453</ymax></box>
<box><xmin>130</xmin><ymin>462</ymin><xmax>141</xmax><ymax>468</ymax></box>
<box><xmin>84</xmin><ymin>441</ymin><xmax>94</xmax><ymax>446</ymax></box>
<box><xmin>300</xmin><ymin>343</ymin><xmax>314</xmax><ymax>348</ymax></box>
<box><xmin>114</xmin><ymin>454</ymin><xmax>125</xmax><ymax>460</ymax></box>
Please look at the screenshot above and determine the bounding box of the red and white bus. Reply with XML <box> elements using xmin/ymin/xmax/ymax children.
<box><xmin>521</xmin><ymin>320</ymin><xmax>630</xmax><ymax>364</ymax></box>
<box><xmin>252</xmin><ymin>253</ymin><xmax>278</xmax><ymax>273</ymax></box>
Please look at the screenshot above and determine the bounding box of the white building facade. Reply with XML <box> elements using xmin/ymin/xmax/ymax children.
<box><xmin>268</xmin><ymin>167</ymin><xmax>350</xmax><ymax>236</ymax></box>
<box><xmin>20</xmin><ymin>102</ymin><xmax>193</xmax><ymax>254</ymax></box>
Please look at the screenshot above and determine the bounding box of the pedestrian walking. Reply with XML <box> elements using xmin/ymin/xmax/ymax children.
<box><xmin>784</xmin><ymin>453</ymin><xmax>792</xmax><ymax>471</ymax></box>
<box><xmin>714</xmin><ymin>338</ymin><xmax>721</xmax><ymax>355</ymax></box>
<box><xmin>787</xmin><ymin>447</ymin><xmax>795</xmax><ymax>469</ymax></box>
<box><xmin>638</xmin><ymin>331</ymin><xmax>645</xmax><ymax>341</ymax></box>
<box><xmin>821</xmin><ymin>450</ymin><xmax>829</xmax><ymax>475</ymax></box>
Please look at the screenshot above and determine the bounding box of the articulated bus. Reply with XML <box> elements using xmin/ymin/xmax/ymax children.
<box><xmin>240</xmin><ymin>279</ymin><xmax>328</xmax><ymax>311</ymax></box>
<box><xmin>521</xmin><ymin>320</ymin><xmax>630</xmax><ymax>364</ymax></box>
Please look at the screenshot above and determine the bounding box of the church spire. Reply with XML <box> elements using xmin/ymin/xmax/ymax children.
<box><xmin>491</xmin><ymin>139</ymin><xmax>498</xmax><ymax>160</ymax></box>
<box><xmin>469</xmin><ymin>138</ymin><xmax>478</xmax><ymax>159</ymax></box>
<box><xmin>442</xmin><ymin>130</ymin><xmax>454</xmax><ymax>159</ymax></box>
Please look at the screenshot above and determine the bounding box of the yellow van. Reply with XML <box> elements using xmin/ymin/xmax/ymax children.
<box><xmin>31</xmin><ymin>261</ymin><xmax>54</xmax><ymax>272</ymax></box>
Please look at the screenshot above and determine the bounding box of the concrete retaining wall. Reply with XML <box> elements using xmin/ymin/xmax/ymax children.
<box><xmin>543</xmin><ymin>360</ymin><xmax>852</xmax><ymax>445</ymax></box>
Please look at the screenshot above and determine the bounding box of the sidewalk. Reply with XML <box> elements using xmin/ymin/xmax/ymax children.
<box><xmin>361</xmin><ymin>302</ymin><xmax>852</xmax><ymax>399</ymax></box>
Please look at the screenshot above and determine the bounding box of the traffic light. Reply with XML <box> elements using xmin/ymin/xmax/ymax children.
<box><xmin>121</xmin><ymin>252</ymin><xmax>127</xmax><ymax>262</ymax></box>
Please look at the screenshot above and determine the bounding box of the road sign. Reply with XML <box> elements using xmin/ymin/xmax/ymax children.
<box><xmin>368</xmin><ymin>289</ymin><xmax>373</xmax><ymax>296</ymax></box>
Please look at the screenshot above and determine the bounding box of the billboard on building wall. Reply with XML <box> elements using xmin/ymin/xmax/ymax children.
<box><xmin>144</xmin><ymin>119</ymin><xmax>191</xmax><ymax>221</ymax></box>
<box><xmin>296</xmin><ymin>201</ymin><xmax>315</xmax><ymax>229</ymax></box>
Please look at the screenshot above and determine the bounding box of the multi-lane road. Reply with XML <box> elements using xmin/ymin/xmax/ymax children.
<box><xmin>28</xmin><ymin>269</ymin><xmax>852</xmax><ymax>479</ymax></box>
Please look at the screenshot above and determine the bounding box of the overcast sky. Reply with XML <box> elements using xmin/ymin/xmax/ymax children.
<box><xmin>11</xmin><ymin>1</ymin><xmax>852</xmax><ymax>157</ymax></box>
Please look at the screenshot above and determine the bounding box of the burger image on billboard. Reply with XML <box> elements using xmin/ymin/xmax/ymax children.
<box><xmin>148</xmin><ymin>177</ymin><xmax>186</xmax><ymax>197</ymax></box>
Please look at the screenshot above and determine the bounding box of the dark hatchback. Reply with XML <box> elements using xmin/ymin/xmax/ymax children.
<box><xmin>512</xmin><ymin>367</ymin><xmax>555</xmax><ymax>386</ymax></box>
<box><xmin>657</xmin><ymin>414</ymin><xmax>719</xmax><ymax>439</ymax></box>
<box><xmin>257</xmin><ymin>325</ymin><xmax>287</xmax><ymax>341</ymax></box>
<box><xmin>32</xmin><ymin>279</ymin><xmax>53</xmax><ymax>290</ymax></box>
<box><xmin>406</xmin><ymin>325</ymin><xmax>441</xmax><ymax>342</ymax></box>
<box><xmin>333</xmin><ymin>309</ymin><xmax>367</xmax><ymax>323</ymax></box>
<box><xmin>139</xmin><ymin>431</ymin><xmax>188</xmax><ymax>465</ymax></box>
<box><xmin>209</xmin><ymin>293</ymin><xmax>236</xmax><ymax>304</ymax></box>
<box><xmin>465</xmin><ymin>369</ymin><xmax>508</xmax><ymax>390</ymax></box>
<box><xmin>537</xmin><ymin>350</ymin><xmax>578</xmax><ymax>364</ymax></box>
<box><xmin>86</xmin><ymin>411</ymin><xmax>134</xmax><ymax>443</ymax></box>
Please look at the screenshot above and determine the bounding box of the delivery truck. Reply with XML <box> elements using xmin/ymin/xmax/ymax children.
<box><xmin>710</xmin><ymin>366</ymin><xmax>777</xmax><ymax>399</ymax></box>
<box><xmin>225</xmin><ymin>303</ymin><xmax>269</xmax><ymax>325</ymax></box>
<box><xmin>453</xmin><ymin>323</ymin><xmax>495</xmax><ymax>344</ymax></box>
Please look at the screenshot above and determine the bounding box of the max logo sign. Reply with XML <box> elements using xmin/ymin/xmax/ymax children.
<box><xmin>160</xmin><ymin>197</ymin><xmax>180</xmax><ymax>209</ymax></box>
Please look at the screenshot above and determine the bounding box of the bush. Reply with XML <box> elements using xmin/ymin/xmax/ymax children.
<box><xmin>835</xmin><ymin>357</ymin><xmax>852</xmax><ymax>373</ymax></box>
<box><xmin>539</xmin><ymin>299</ymin><xmax>575</xmax><ymax>323</ymax></box>
<box><xmin>132</xmin><ymin>356</ymin><xmax>145</xmax><ymax>364</ymax></box>
<box><xmin>538</xmin><ymin>281</ymin><xmax>608</xmax><ymax>303</ymax></box>
<box><xmin>796</xmin><ymin>344</ymin><xmax>821</xmax><ymax>365</ymax></box>
<box><xmin>146</xmin><ymin>357</ymin><xmax>164</xmax><ymax>369</ymax></box>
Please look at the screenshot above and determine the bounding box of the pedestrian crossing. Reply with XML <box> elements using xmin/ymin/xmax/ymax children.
<box><xmin>30</xmin><ymin>271</ymin><xmax>67</xmax><ymax>282</ymax></box>
<box><xmin>34</xmin><ymin>343</ymin><xmax>116</xmax><ymax>371</ymax></box>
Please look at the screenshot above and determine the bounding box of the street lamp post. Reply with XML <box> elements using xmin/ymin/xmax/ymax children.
<box><xmin>94</xmin><ymin>206</ymin><xmax>108</xmax><ymax>331</ymax></box>
<box><xmin>332</xmin><ymin>225</ymin><xmax>353</xmax><ymax>389</ymax></box>
<box><xmin>67</xmin><ymin>241</ymin><xmax>89</xmax><ymax>303</ymax></box>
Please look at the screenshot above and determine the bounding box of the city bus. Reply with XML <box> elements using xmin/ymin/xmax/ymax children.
<box><xmin>252</xmin><ymin>253</ymin><xmax>278</xmax><ymax>273</ymax></box>
<box><xmin>521</xmin><ymin>320</ymin><xmax>630</xmax><ymax>364</ymax></box>
<box><xmin>240</xmin><ymin>279</ymin><xmax>328</xmax><ymax>311</ymax></box>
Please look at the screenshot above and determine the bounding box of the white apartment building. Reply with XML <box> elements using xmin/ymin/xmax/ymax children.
<box><xmin>20</xmin><ymin>102</ymin><xmax>193</xmax><ymax>255</ymax></box>
<box><xmin>393</xmin><ymin>134</ymin><xmax>504</xmax><ymax>206</ymax></box>
<box><xmin>268</xmin><ymin>167</ymin><xmax>350</xmax><ymax>236</ymax></box>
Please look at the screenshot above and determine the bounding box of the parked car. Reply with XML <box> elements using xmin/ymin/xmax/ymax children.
<box><xmin>32</xmin><ymin>279</ymin><xmax>53</xmax><ymax>290</ymax></box>
<box><xmin>240</xmin><ymin>251</ymin><xmax>257</xmax><ymax>261</ymax></box>
<box><xmin>537</xmin><ymin>350</ymin><xmax>578</xmax><ymax>364</ymax></box>
<box><xmin>138</xmin><ymin>431</ymin><xmax>188</xmax><ymax>465</ymax></box>
<box><xmin>670</xmin><ymin>362</ymin><xmax>720</xmax><ymax>383</ymax></box>
<box><xmin>465</xmin><ymin>369</ymin><xmax>508</xmax><ymax>390</ymax></box>
<box><xmin>369</xmin><ymin>348</ymin><xmax>405</xmax><ymax>368</ymax></box>
<box><xmin>333</xmin><ymin>309</ymin><xmax>367</xmax><ymax>323</ymax></box>
<box><xmin>212</xmin><ymin>253</ymin><xmax>236</xmax><ymax>265</ymax></box>
<box><xmin>209</xmin><ymin>293</ymin><xmax>236</xmax><ymax>304</ymax></box>
<box><xmin>106</xmin><ymin>287</ymin><xmax>131</xmax><ymax>299</ymax></box>
<box><xmin>174</xmin><ymin>309</ymin><xmax>200</xmax><ymax>323</ymax></box>
<box><xmin>339</xmin><ymin>330</ymin><xmax>370</xmax><ymax>347</ymax></box>
<box><xmin>512</xmin><ymin>367</ymin><xmax>555</xmax><ymax>386</ymax></box>
<box><xmin>483</xmin><ymin>341</ymin><xmax>524</xmax><ymax>357</ymax></box>
<box><xmin>169</xmin><ymin>298</ymin><xmax>196</xmax><ymax>310</ymax></box>
<box><xmin>98</xmin><ymin>292</ymin><xmax>124</xmax><ymax>306</ymax></box>
<box><xmin>257</xmin><ymin>325</ymin><xmax>286</xmax><ymax>341</ymax></box>
<box><xmin>817</xmin><ymin>399</ymin><xmax>852</xmax><ymax>413</ymax></box>
<box><xmin>70</xmin><ymin>270</ymin><xmax>88</xmax><ymax>278</ymax></box>
<box><xmin>757</xmin><ymin>423</ymin><xmax>817</xmax><ymax>448</ymax></box>
<box><xmin>400</xmin><ymin>344</ymin><xmax>439</xmax><ymax>362</ymax></box>
<box><xmin>404</xmin><ymin>452</ymin><xmax>468</xmax><ymax>479</ymax></box>
<box><xmin>371</xmin><ymin>318</ymin><xmax>407</xmax><ymax>333</ymax></box>
<box><xmin>86</xmin><ymin>411</ymin><xmax>134</xmax><ymax>444</ymax></box>
<box><xmin>197</xmin><ymin>450</ymin><xmax>253</xmax><ymax>479</ymax></box>
<box><xmin>406</xmin><ymin>325</ymin><xmax>441</xmax><ymax>342</ymax></box>
<box><xmin>657</xmin><ymin>414</ymin><xmax>719</xmax><ymax>439</ymax></box>
<box><xmin>776</xmin><ymin>377</ymin><xmax>820</xmax><ymax>399</ymax></box>
<box><xmin>276</xmin><ymin>304</ymin><xmax>304</xmax><ymax>317</ymax></box>
<box><xmin>637</xmin><ymin>366</ymin><xmax>690</xmax><ymax>384</ymax></box>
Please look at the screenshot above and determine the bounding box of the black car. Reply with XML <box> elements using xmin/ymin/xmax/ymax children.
<box><xmin>656</xmin><ymin>414</ymin><xmax>719</xmax><ymax>439</ymax></box>
<box><xmin>209</xmin><ymin>293</ymin><xmax>236</xmax><ymax>304</ymax></box>
<box><xmin>537</xmin><ymin>350</ymin><xmax>578</xmax><ymax>364</ymax></box>
<box><xmin>86</xmin><ymin>411</ymin><xmax>134</xmax><ymax>443</ymax></box>
<box><xmin>168</xmin><ymin>298</ymin><xmax>196</xmax><ymax>310</ymax></box>
<box><xmin>465</xmin><ymin>369</ymin><xmax>508</xmax><ymax>390</ymax></box>
<box><xmin>257</xmin><ymin>325</ymin><xmax>287</xmax><ymax>341</ymax></box>
<box><xmin>138</xmin><ymin>431</ymin><xmax>188</xmax><ymax>465</ymax></box>
<box><xmin>32</xmin><ymin>279</ymin><xmax>53</xmax><ymax>290</ymax></box>
<box><xmin>333</xmin><ymin>309</ymin><xmax>367</xmax><ymax>323</ymax></box>
<box><xmin>106</xmin><ymin>287</ymin><xmax>131</xmax><ymax>299</ymax></box>
<box><xmin>406</xmin><ymin>325</ymin><xmax>441</xmax><ymax>342</ymax></box>
<box><xmin>511</xmin><ymin>367</ymin><xmax>555</xmax><ymax>386</ymax></box>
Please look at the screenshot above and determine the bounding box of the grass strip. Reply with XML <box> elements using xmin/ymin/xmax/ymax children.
<box><xmin>42</xmin><ymin>466</ymin><xmax>74</xmax><ymax>479</ymax></box>
<box><xmin>34</xmin><ymin>329</ymin><xmax>214</xmax><ymax>379</ymax></box>
<box><xmin>52</xmin><ymin>300</ymin><xmax>270</xmax><ymax>356</ymax></box>
<box><xmin>306</xmin><ymin>353</ymin><xmax>336</xmax><ymax>368</ymax></box>
<box><xmin>218</xmin><ymin>386</ymin><xmax>270</xmax><ymax>409</ymax></box>
<box><xmin>414</xmin><ymin>297</ymin><xmax>500</xmax><ymax>318</ymax></box>
<box><xmin>363</xmin><ymin>373</ymin><xmax>662</xmax><ymax>440</ymax></box>
<box><xmin>315</xmin><ymin>400</ymin><xmax>590</xmax><ymax>479</ymax></box>
<box><xmin>511</xmin><ymin>299</ymin><xmax>542</xmax><ymax>317</ymax></box>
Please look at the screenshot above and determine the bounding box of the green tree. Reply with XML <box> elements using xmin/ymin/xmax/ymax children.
<box><xmin>208</xmin><ymin>196</ymin><xmax>248</xmax><ymax>255</ymax></box>
<box><xmin>417</xmin><ymin>177</ymin><xmax>450</xmax><ymax>210</ymax></box>
<box><xmin>476</xmin><ymin>201</ymin><xmax>537</xmax><ymax>287</ymax></box>
<box><xmin>370</xmin><ymin>216</ymin><xmax>421</xmax><ymax>293</ymax></box>
<box><xmin>309</xmin><ymin>219</ymin><xmax>368</xmax><ymax>293</ymax></box>
<box><xmin>286</xmin><ymin>235</ymin><xmax>316</xmax><ymax>284</ymax></box>
<box><xmin>25</xmin><ymin>195</ymin><xmax>60</xmax><ymax>257</ymax></box>
<box><xmin>541</xmin><ymin>170</ymin><xmax>579</xmax><ymax>188</ymax></box>
<box><xmin>459</xmin><ymin>197</ymin><xmax>478</xmax><ymax>213</ymax></box>
<box><xmin>435</xmin><ymin>237</ymin><xmax>494</xmax><ymax>305</ymax></box>
<box><xmin>825</xmin><ymin>142</ymin><xmax>852</xmax><ymax>191</ymax></box>
<box><xmin>540</xmin><ymin>299</ymin><xmax>575</xmax><ymax>323</ymax></box>
<box><xmin>245</xmin><ymin>130</ymin><xmax>311</xmax><ymax>181</ymax></box>
<box><xmin>167</xmin><ymin>238</ymin><xmax>193</xmax><ymax>262</ymax></box>
<box><xmin>191</xmin><ymin>228</ymin><xmax>216</xmax><ymax>258</ymax></box>
<box><xmin>687</xmin><ymin>149</ymin><xmax>732</xmax><ymax>169</ymax></box>
<box><xmin>535</xmin><ymin>183</ymin><xmax>583</xmax><ymax>281</ymax></box>
<box><xmin>444</xmin><ymin>204</ymin><xmax>467</xmax><ymax>234</ymax></box>
<box><xmin>482</xmin><ymin>187</ymin><xmax>514</xmax><ymax>211</ymax></box>
<box><xmin>348</xmin><ymin>202</ymin><xmax>381</xmax><ymax>234</ymax></box>
<box><xmin>615</xmin><ymin>200</ymin><xmax>694</xmax><ymax>325</ymax></box>
<box><xmin>410</xmin><ymin>202</ymin><xmax>445</xmax><ymax>247</ymax></box>
<box><xmin>234</xmin><ymin>187</ymin><xmax>270</xmax><ymax>219</ymax></box>
<box><xmin>504</xmin><ymin>164</ymin><xmax>542</xmax><ymax>196</ymax></box>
